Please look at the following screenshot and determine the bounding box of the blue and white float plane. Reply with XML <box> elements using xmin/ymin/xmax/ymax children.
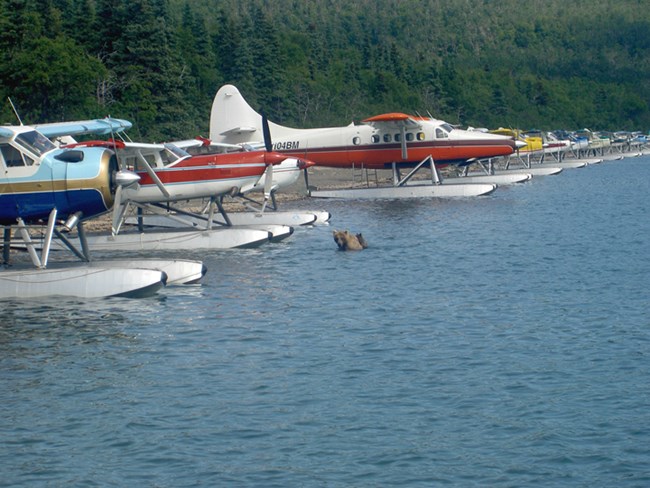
<box><xmin>0</xmin><ymin>119</ymin><xmax>205</xmax><ymax>299</ymax></box>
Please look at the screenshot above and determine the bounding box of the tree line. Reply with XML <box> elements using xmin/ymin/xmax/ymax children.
<box><xmin>1</xmin><ymin>0</ymin><xmax>648</xmax><ymax>141</ymax></box>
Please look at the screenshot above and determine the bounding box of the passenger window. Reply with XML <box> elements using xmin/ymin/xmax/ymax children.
<box><xmin>383</xmin><ymin>134</ymin><xmax>392</xmax><ymax>143</ymax></box>
<box><xmin>417</xmin><ymin>132</ymin><xmax>425</xmax><ymax>141</ymax></box>
<box><xmin>406</xmin><ymin>133</ymin><xmax>414</xmax><ymax>142</ymax></box>
<box><xmin>371</xmin><ymin>134</ymin><xmax>380</xmax><ymax>143</ymax></box>
<box><xmin>395</xmin><ymin>134</ymin><xmax>401</xmax><ymax>142</ymax></box>
<box><xmin>0</xmin><ymin>144</ymin><xmax>27</xmax><ymax>167</ymax></box>
<box><xmin>352</xmin><ymin>136</ymin><xmax>360</xmax><ymax>145</ymax></box>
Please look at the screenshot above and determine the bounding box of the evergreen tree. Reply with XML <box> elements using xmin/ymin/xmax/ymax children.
<box><xmin>1</xmin><ymin>0</ymin><xmax>649</xmax><ymax>135</ymax></box>
<box><xmin>104</xmin><ymin>0</ymin><xmax>193</xmax><ymax>139</ymax></box>
<box><xmin>4</xmin><ymin>36</ymin><xmax>106</xmax><ymax>122</ymax></box>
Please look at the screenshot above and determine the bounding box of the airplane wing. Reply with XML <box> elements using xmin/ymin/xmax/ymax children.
<box><xmin>33</xmin><ymin>118</ymin><xmax>132</xmax><ymax>138</ymax></box>
<box><xmin>172</xmin><ymin>137</ymin><xmax>243</xmax><ymax>153</ymax></box>
<box><xmin>66</xmin><ymin>139</ymin><xmax>182</xmax><ymax>169</ymax></box>
<box><xmin>362</xmin><ymin>113</ymin><xmax>424</xmax><ymax>129</ymax></box>
<box><xmin>171</xmin><ymin>137</ymin><xmax>211</xmax><ymax>149</ymax></box>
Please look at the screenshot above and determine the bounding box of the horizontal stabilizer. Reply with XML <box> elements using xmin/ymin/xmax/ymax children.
<box><xmin>219</xmin><ymin>126</ymin><xmax>259</xmax><ymax>136</ymax></box>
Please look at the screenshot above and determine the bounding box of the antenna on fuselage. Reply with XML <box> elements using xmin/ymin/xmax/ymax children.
<box><xmin>7</xmin><ymin>97</ymin><xmax>23</xmax><ymax>125</ymax></box>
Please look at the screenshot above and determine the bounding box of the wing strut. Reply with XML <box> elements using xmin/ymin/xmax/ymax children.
<box><xmin>136</xmin><ymin>152</ymin><xmax>170</xmax><ymax>198</ymax></box>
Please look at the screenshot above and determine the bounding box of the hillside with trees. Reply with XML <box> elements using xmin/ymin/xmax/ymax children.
<box><xmin>1</xmin><ymin>0</ymin><xmax>648</xmax><ymax>140</ymax></box>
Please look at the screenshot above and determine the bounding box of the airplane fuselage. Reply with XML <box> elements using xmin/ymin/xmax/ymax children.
<box><xmin>123</xmin><ymin>149</ymin><xmax>288</xmax><ymax>203</ymax></box>
<box><xmin>0</xmin><ymin>127</ymin><xmax>117</xmax><ymax>225</ymax></box>
<box><xmin>209</xmin><ymin>84</ymin><xmax>518</xmax><ymax>170</ymax></box>
<box><xmin>266</xmin><ymin>123</ymin><xmax>517</xmax><ymax>169</ymax></box>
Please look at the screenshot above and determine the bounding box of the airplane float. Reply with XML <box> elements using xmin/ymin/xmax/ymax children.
<box><xmin>0</xmin><ymin>119</ymin><xmax>205</xmax><ymax>298</ymax></box>
<box><xmin>59</xmin><ymin>132</ymin><xmax>318</xmax><ymax>251</ymax></box>
<box><xmin>208</xmin><ymin>85</ymin><xmax>534</xmax><ymax>199</ymax></box>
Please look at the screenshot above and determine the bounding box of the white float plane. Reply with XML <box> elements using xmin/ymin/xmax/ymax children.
<box><xmin>209</xmin><ymin>85</ymin><xmax>531</xmax><ymax>199</ymax></box>
<box><xmin>61</xmin><ymin>135</ymin><xmax>312</xmax><ymax>249</ymax></box>
<box><xmin>0</xmin><ymin>119</ymin><xmax>204</xmax><ymax>298</ymax></box>
<box><xmin>175</xmin><ymin>136</ymin><xmax>330</xmax><ymax>225</ymax></box>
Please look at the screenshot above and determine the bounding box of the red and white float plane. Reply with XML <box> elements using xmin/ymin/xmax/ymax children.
<box><xmin>62</xmin><ymin>136</ymin><xmax>314</xmax><ymax>248</ymax></box>
<box><xmin>209</xmin><ymin>85</ymin><xmax>529</xmax><ymax>198</ymax></box>
<box><xmin>175</xmin><ymin>136</ymin><xmax>328</xmax><ymax>223</ymax></box>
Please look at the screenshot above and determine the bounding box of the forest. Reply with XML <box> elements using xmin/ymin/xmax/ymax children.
<box><xmin>0</xmin><ymin>0</ymin><xmax>649</xmax><ymax>141</ymax></box>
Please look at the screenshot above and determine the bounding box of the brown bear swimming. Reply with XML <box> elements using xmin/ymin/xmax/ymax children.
<box><xmin>333</xmin><ymin>230</ymin><xmax>368</xmax><ymax>251</ymax></box>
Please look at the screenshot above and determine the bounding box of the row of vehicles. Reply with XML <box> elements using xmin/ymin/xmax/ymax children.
<box><xmin>486</xmin><ymin>127</ymin><xmax>648</xmax><ymax>158</ymax></box>
<box><xmin>2</xmin><ymin>85</ymin><xmax>647</xmax><ymax>298</ymax></box>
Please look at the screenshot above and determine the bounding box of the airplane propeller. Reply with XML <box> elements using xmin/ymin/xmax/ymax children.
<box><xmin>259</xmin><ymin>110</ymin><xmax>314</xmax><ymax>200</ymax></box>
<box><xmin>105</xmin><ymin>138</ymin><xmax>135</xmax><ymax>236</ymax></box>
<box><xmin>104</xmin><ymin>135</ymin><xmax>171</xmax><ymax>235</ymax></box>
<box><xmin>262</xmin><ymin>111</ymin><xmax>273</xmax><ymax>153</ymax></box>
<box><xmin>303</xmin><ymin>164</ymin><xmax>311</xmax><ymax>195</ymax></box>
<box><xmin>111</xmin><ymin>168</ymin><xmax>140</xmax><ymax>236</ymax></box>
<box><xmin>259</xmin><ymin>111</ymin><xmax>274</xmax><ymax>211</ymax></box>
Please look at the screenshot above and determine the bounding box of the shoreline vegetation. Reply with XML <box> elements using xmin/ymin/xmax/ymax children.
<box><xmin>1</xmin><ymin>0</ymin><xmax>649</xmax><ymax>139</ymax></box>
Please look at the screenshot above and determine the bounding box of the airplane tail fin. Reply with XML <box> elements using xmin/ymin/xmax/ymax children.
<box><xmin>210</xmin><ymin>85</ymin><xmax>264</xmax><ymax>145</ymax></box>
<box><xmin>210</xmin><ymin>85</ymin><xmax>298</xmax><ymax>146</ymax></box>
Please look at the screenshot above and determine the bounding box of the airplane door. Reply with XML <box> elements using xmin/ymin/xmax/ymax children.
<box><xmin>51</xmin><ymin>158</ymin><xmax>69</xmax><ymax>217</ymax></box>
<box><xmin>0</xmin><ymin>143</ymin><xmax>52</xmax><ymax>223</ymax></box>
<box><xmin>0</xmin><ymin>143</ymin><xmax>19</xmax><ymax>223</ymax></box>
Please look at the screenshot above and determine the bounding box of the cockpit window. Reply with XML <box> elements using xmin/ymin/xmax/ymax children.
<box><xmin>436</xmin><ymin>128</ymin><xmax>448</xmax><ymax>139</ymax></box>
<box><xmin>164</xmin><ymin>143</ymin><xmax>189</xmax><ymax>160</ymax></box>
<box><xmin>440</xmin><ymin>123</ymin><xmax>454</xmax><ymax>133</ymax></box>
<box><xmin>160</xmin><ymin>143</ymin><xmax>190</xmax><ymax>166</ymax></box>
<box><xmin>14</xmin><ymin>130</ymin><xmax>56</xmax><ymax>157</ymax></box>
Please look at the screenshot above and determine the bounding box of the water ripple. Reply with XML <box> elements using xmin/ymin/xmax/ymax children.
<box><xmin>1</xmin><ymin>157</ymin><xmax>650</xmax><ymax>486</ymax></box>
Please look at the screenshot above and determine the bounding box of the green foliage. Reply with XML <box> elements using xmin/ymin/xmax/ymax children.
<box><xmin>0</xmin><ymin>0</ymin><xmax>648</xmax><ymax>137</ymax></box>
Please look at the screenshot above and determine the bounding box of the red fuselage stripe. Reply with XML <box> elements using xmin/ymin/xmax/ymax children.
<box><xmin>275</xmin><ymin>141</ymin><xmax>514</xmax><ymax>168</ymax></box>
<box><xmin>136</xmin><ymin>164</ymin><xmax>265</xmax><ymax>185</ymax></box>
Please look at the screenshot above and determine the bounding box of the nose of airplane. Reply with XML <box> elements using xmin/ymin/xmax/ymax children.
<box><xmin>298</xmin><ymin>158</ymin><xmax>316</xmax><ymax>169</ymax></box>
<box><xmin>515</xmin><ymin>140</ymin><xmax>527</xmax><ymax>149</ymax></box>
<box><xmin>114</xmin><ymin>169</ymin><xmax>141</xmax><ymax>188</ymax></box>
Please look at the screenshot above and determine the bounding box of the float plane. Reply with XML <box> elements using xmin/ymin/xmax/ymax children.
<box><xmin>209</xmin><ymin>85</ymin><xmax>531</xmax><ymax>199</ymax></box>
<box><xmin>174</xmin><ymin>137</ymin><xmax>330</xmax><ymax>225</ymax></box>
<box><xmin>61</xmin><ymin>135</ymin><xmax>313</xmax><ymax>249</ymax></box>
<box><xmin>0</xmin><ymin>119</ymin><xmax>205</xmax><ymax>298</ymax></box>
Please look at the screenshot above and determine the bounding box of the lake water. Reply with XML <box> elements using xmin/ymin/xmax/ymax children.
<box><xmin>1</xmin><ymin>156</ymin><xmax>649</xmax><ymax>487</ymax></box>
